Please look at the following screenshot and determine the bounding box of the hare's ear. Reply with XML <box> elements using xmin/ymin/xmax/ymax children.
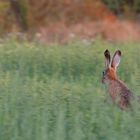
<box><xmin>111</xmin><ymin>50</ymin><xmax>121</xmax><ymax>69</ymax></box>
<box><xmin>104</xmin><ymin>49</ymin><xmax>111</xmax><ymax>68</ymax></box>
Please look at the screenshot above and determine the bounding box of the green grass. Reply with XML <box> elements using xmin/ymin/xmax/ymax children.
<box><xmin>0</xmin><ymin>38</ymin><xmax>140</xmax><ymax>140</ymax></box>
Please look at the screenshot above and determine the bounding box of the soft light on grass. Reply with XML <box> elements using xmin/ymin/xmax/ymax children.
<box><xmin>0</xmin><ymin>39</ymin><xmax>140</xmax><ymax>140</ymax></box>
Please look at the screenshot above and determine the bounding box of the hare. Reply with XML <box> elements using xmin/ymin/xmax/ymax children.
<box><xmin>102</xmin><ymin>49</ymin><xmax>133</xmax><ymax>110</ymax></box>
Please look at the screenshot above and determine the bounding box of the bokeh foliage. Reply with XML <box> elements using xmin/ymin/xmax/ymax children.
<box><xmin>0</xmin><ymin>0</ymin><xmax>140</xmax><ymax>32</ymax></box>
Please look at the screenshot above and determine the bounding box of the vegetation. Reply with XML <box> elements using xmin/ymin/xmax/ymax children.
<box><xmin>0</xmin><ymin>0</ymin><xmax>140</xmax><ymax>32</ymax></box>
<box><xmin>0</xmin><ymin>39</ymin><xmax>140</xmax><ymax>140</ymax></box>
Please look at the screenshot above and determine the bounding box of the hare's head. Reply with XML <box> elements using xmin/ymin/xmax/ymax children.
<box><xmin>102</xmin><ymin>49</ymin><xmax>121</xmax><ymax>84</ymax></box>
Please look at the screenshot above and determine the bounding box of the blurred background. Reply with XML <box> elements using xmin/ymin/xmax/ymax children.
<box><xmin>0</xmin><ymin>0</ymin><xmax>140</xmax><ymax>43</ymax></box>
<box><xmin>0</xmin><ymin>1</ymin><xmax>140</xmax><ymax>140</ymax></box>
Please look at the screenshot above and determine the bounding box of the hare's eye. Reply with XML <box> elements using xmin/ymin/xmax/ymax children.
<box><xmin>102</xmin><ymin>71</ymin><xmax>105</xmax><ymax>75</ymax></box>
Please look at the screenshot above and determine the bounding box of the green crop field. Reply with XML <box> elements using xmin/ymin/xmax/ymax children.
<box><xmin>0</xmin><ymin>38</ymin><xmax>140</xmax><ymax>140</ymax></box>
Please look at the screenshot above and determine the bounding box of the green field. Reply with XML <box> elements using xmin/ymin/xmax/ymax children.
<box><xmin>0</xmin><ymin>39</ymin><xmax>140</xmax><ymax>140</ymax></box>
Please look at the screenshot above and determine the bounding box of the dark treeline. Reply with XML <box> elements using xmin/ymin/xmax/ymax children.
<box><xmin>0</xmin><ymin>0</ymin><xmax>140</xmax><ymax>32</ymax></box>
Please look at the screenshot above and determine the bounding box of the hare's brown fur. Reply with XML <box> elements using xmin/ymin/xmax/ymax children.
<box><xmin>108</xmin><ymin>79</ymin><xmax>132</xmax><ymax>110</ymax></box>
<box><xmin>102</xmin><ymin>50</ymin><xmax>133</xmax><ymax>110</ymax></box>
